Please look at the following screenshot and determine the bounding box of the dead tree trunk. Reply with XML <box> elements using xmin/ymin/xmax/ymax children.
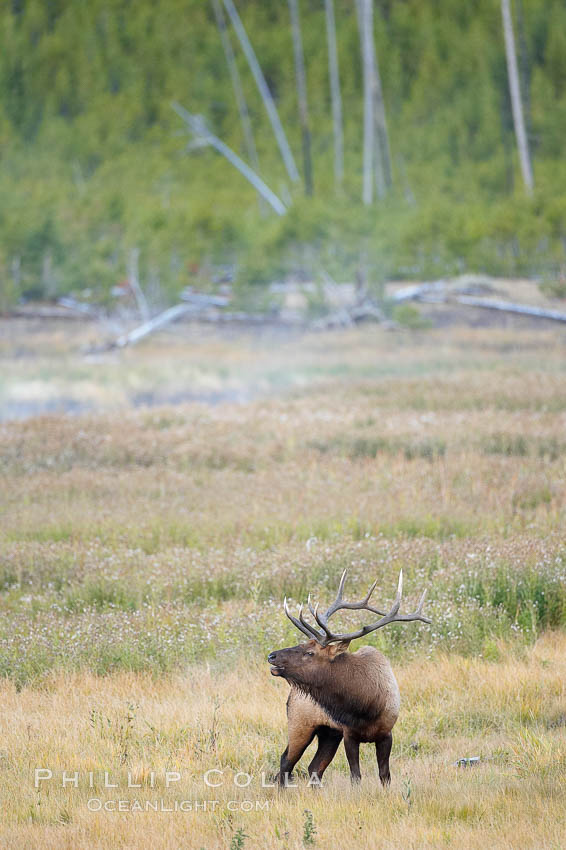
<box><xmin>222</xmin><ymin>0</ymin><xmax>299</xmax><ymax>184</ymax></box>
<box><xmin>128</xmin><ymin>247</ymin><xmax>150</xmax><ymax>322</ymax></box>
<box><xmin>357</xmin><ymin>0</ymin><xmax>375</xmax><ymax>205</ymax></box>
<box><xmin>211</xmin><ymin>0</ymin><xmax>264</xmax><ymax>211</ymax></box>
<box><xmin>501</xmin><ymin>0</ymin><xmax>534</xmax><ymax>194</ymax></box>
<box><xmin>324</xmin><ymin>0</ymin><xmax>343</xmax><ymax>189</ymax></box>
<box><xmin>370</xmin><ymin>22</ymin><xmax>392</xmax><ymax>191</ymax></box>
<box><xmin>11</xmin><ymin>256</ymin><xmax>21</xmax><ymax>293</ymax></box>
<box><xmin>288</xmin><ymin>0</ymin><xmax>313</xmax><ymax>195</ymax></box>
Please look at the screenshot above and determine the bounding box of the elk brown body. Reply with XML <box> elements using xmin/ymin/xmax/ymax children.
<box><xmin>268</xmin><ymin>570</ymin><xmax>429</xmax><ymax>786</ymax></box>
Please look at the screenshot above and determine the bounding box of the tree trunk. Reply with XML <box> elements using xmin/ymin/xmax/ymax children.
<box><xmin>324</xmin><ymin>0</ymin><xmax>343</xmax><ymax>189</ymax></box>
<box><xmin>370</xmin><ymin>25</ymin><xmax>392</xmax><ymax>191</ymax></box>
<box><xmin>357</xmin><ymin>0</ymin><xmax>375</xmax><ymax>205</ymax></box>
<box><xmin>288</xmin><ymin>0</ymin><xmax>313</xmax><ymax>195</ymax></box>
<box><xmin>128</xmin><ymin>247</ymin><xmax>150</xmax><ymax>321</ymax></box>
<box><xmin>501</xmin><ymin>0</ymin><xmax>534</xmax><ymax>194</ymax></box>
<box><xmin>515</xmin><ymin>0</ymin><xmax>532</xmax><ymax>143</ymax></box>
<box><xmin>211</xmin><ymin>0</ymin><xmax>264</xmax><ymax>211</ymax></box>
<box><xmin>222</xmin><ymin>0</ymin><xmax>299</xmax><ymax>183</ymax></box>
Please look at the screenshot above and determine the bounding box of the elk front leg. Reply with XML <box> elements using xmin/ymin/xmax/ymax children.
<box><xmin>375</xmin><ymin>732</ymin><xmax>392</xmax><ymax>786</ymax></box>
<box><xmin>343</xmin><ymin>732</ymin><xmax>362</xmax><ymax>784</ymax></box>
<box><xmin>278</xmin><ymin>727</ymin><xmax>316</xmax><ymax>787</ymax></box>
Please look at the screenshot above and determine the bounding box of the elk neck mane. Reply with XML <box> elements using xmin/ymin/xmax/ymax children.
<box><xmin>285</xmin><ymin>648</ymin><xmax>382</xmax><ymax>729</ymax></box>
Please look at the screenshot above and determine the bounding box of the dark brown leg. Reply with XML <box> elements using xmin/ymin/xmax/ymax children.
<box><xmin>375</xmin><ymin>732</ymin><xmax>393</xmax><ymax>786</ymax></box>
<box><xmin>343</xmin><ymin>732</ymin><xmax>362</xmax><ymax>783</ymax></box>
<box><xmin>278</xmin><ymin>729</ymin><xmax>316</xmax><ymax>787</ymax></box>
<box><xmin>307</xmin><ymin>728</ymin><xmax>342</xmax><ymax>783</ymax></box>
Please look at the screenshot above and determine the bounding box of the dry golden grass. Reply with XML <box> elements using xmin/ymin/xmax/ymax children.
<box><xmin>0</xmin><ymin>634</ymin><xmax>565</xmax><ymax>849</ymax></box>
<box><xmin>1</xmin><ymin>321</ymin><xmax>566</xmax><ymax>847</ymax></box>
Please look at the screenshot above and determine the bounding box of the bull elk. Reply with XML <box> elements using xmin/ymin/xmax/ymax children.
<box><xmin>268</xmin><ymin>570</ymin><xmax>430</xmax><ymax>786</ymax></box>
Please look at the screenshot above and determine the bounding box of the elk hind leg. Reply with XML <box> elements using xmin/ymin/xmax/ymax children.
<box><xmin>375</xmin><ymin>732</ymin><xmax>393</xmax><ymax>786</ymax></box>
<box><xmin>307</xmin><ymin>727</ymin><xmax>342</xmax><ymax>783</ymax></box>
<box><xmin>343</xmin><ymin>732</ymin><xmax>362</xmax><ymax>783</ymax></box>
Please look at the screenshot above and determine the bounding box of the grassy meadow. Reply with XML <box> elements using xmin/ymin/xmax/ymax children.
<box><xmin>1</xmin><ymin>319</ymin><xmax>566</xmax><ymax>848</ymax></box>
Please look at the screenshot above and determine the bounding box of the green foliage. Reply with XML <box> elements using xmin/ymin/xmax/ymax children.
<box><xmin>230</xmin><ymin>827</ymin><xmax>248</xmax><ymax>850</ymax></box>
<box><xmin>391</xmin><ymin>302</ymin><xmax>431</xmax><ymax>329</ymax></box>
<box><xmin>1</xmin><ymin>552</ymin><xmax>565</xmax><ymax>685</ymax></box>
<box><xmin>1</xmin><ymin>0</ymin><xmax>566</xmax><ymax>303</ymax></box>
<box><xmin>302</xmin><ymin>810</ymin><xmax>316</xmax><ymax>846</ymax></box>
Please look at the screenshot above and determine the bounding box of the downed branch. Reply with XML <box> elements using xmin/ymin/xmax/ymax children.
<box><xmin>180</xmin><ymin>290</ymin><xmax>231</xmax><ymax>308</ymax></box>
<box><xmin>392</xmin><ymin>275</ymin><xmax>500</xmax><ymax>304</ymax></box>
<box><xmin>4</xmin><ymin>299</ymin><xmax>100</xmax><ymax>320</ymax></box>
<box><xmin>393</xmin><ymin>278</ymin><xmax>566</xmax><ymax>324</ymax></box>
<box><xmin>111</xmin><ymin>303</ymin><xmax>197</xmax><ymax>349</ymax></box>
<box><xmin>392</xmin><ymin>281</ymin><xmax>448</xmax><ymax>303</ymax></box>
<box><xmin>452</xmin><ymin>296</ymin><xmax>566</xmax><ymax>323</ymax></box>
<box><xmin>91</xmin><ymin>291</ymin><xmax>233</xmax><ymax>351</ymax></box>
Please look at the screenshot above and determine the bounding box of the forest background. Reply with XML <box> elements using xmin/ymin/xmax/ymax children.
<box><xmin>2</xmin><ymin>0</ymin><xmax>566</xmax><ymax>307</ymax></box>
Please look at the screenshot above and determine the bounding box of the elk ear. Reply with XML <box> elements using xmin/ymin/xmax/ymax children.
<box><xmin>327</xmin><ymin>640</ymin><xmax>351</xmax><ymax>658</ymax></box>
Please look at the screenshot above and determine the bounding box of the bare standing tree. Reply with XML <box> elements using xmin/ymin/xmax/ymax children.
<box><xmin>288</xmin><ymin>0</ymin><xmax>313</xmax><ymax>195</ymax></box>
<box><xmin>211</xmin><ymin>0</ymin><xmax>263</xmax><ymax>209</ymax></box>
<box><xmin>356</xmin><ymin>0</ymin><xmax>392</xmax><ymax>200</ymax></box>
<box><xmin>356</xmin><ymin>0</ymin><xmax>375</xmax><ymax>205</ymax></box>
<box><xmin>369</xmin><ymin>22</ymin><xmax>392</xmax><ymax>191</ymax></box>
<box><xmin>128</xmin><ymin>247</ymin><xmax>150</xmax><ymax>321</ymax></box>
<box><xmin>222</xmin><ymin>0</ymin><xmax>299</xmax><ymax>184</ymax></box>
<box><xmin>501</xmin><ymin>0</ymin><xmax>534</xmax><ymax>194</ymax></box>
<box><xmin>324</xmin><ymin>0</ymin><xmax>343</xmax><ymax>189</ymax></box>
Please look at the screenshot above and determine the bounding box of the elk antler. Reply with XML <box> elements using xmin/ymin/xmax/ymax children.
<box><xmin>284</xmin><ymin>570</ymin><xmax>431</xmax><ymax>646</ymax></box>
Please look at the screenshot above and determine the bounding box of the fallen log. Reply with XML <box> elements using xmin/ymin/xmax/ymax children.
<box><xmin>392</xmin><ymin>276</ymin><xmax>499</xmax><ymax>303</ymax></box>
<box><xmin>452</xmin><ymin>296</ymin><xmax>566</xmax><ymax>323</ymax></box>
<box><xmin>196</xmin><ymin>310</ymin><xmax>298</xmax><ymax>324</ymax></box>
<box><xmin>392</xmin><ymin>279</ymin><xmax>566</xmax><ymax>324</ymax></box>
<box><xmin>391</xmin><ymin>281</ymin><xmax>447</xmax><ymax>303</ymax></box>
<box><xmin>4</xmin><ymin>302</ymin><xmax>96</xmax><ymax>320</ymax></box>
<box><xmin>180</xmin><ymin>290</ymin><xmax>231</xmax><ymax>307</ymax></box>
<box><xmin>58</xmin><ymin>296</ymin><xmax>102</xmax><ymax>318</ymax></box>
<box><xmin>110</xmin><ymin>303</ymin><xmax>198</xmax><ymax>349</ymax></box>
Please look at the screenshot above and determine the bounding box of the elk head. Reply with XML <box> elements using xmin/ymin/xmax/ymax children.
<box><xmin>268</xmin><ymin>570</ymin><xmax>430</xmax><ymax>685</ymax></box>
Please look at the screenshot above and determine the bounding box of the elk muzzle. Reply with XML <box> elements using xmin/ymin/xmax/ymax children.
<box><xmin>268</xmin><ymin>651</ymin><xmax>284</xmax><ymax>676</ymax></box>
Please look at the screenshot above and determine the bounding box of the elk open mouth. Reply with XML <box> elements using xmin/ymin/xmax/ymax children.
<box><xmin>270</xmin><ymin>665</ymin><xmax>283</xmax><ymax>676</ymax></box>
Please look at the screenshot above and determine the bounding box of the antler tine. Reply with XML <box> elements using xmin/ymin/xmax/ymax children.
<box><xmin>283</xmin><ymin>571</ymin><xmax>430</xmax><ymax>646</ymax></box>
<box><xmin>313</xmin><ymin>570</ymin><xmax>431</xmax><ymax>644</ymax></box>
<box><xmin>307</xmin><ymin>593</ymin><xmax>317</xmax><ymax>619</ymax></box>
<box><xmin>336</xmin><ymin>569</ymin><xmax>348</xmax><ymax>601</ymax></box>
<box><xmin>304</xmin><ymin>571</ymin><xmax>351</xmax><ymax>643</ymax></box>
<box><xmin>313</xmin><ymin>601</ymin><xmax>336</xmax><ymax>640</ymax></box>
<box><xmin>316</xmin><ymin>569</ymin><xmax>349</xmax><ymax>622</ymax></box>
<box><xmin>298</xmin><ymin>603</ymin><xmax>323</xmax><ymax>640</ymax></box>
<box><xmin>307</xmin><ymin>595</ymin><xmax>332</xmax><ymax>639</ymax></box>
<box><xmin>284</xmin><ymin>597</ymin><xmax>322</xmax><ymax>641</ymax></box>
<box><xmin>361</xmin><ymin>577</ymin><xmax>379</xmax><ymax>606</ymax></box>
<box><xmin>308</xmin><ymin>571</ymin><xmax>389</xmax><ymax>644</ymax></box>
<box><xmin>388</xmin><ymin>569</ymin><xmax>403</xmax><ymax>618</ymax></box>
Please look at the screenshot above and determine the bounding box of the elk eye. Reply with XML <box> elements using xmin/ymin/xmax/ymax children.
<box><xmin>305</xmin><ymin>651</ymin><xmax>315</xmax><ymax>657</ymax></box>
